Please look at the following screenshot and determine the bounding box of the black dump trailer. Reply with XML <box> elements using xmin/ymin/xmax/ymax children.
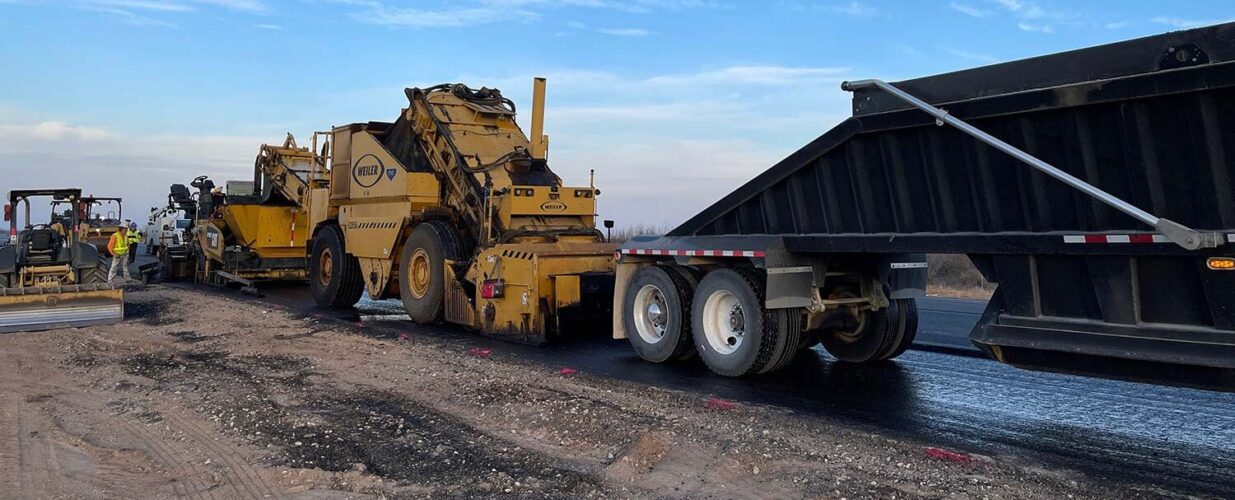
<box><xmin>615</xmin><ymin>23</ymin><xmax>1235</xmax><ymax>382</ymax></box>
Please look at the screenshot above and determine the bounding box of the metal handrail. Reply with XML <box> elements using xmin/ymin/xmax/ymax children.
<box><xmin>842</xmin><ymin>79</ymin><xmax>1221</xmax><ymax>250</ymax></box>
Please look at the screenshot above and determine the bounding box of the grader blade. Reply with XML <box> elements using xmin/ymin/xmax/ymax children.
<box><xmin>0</xmin><ymin>285</ymin><xmax>124</xmax><ymax>333</ymax></box>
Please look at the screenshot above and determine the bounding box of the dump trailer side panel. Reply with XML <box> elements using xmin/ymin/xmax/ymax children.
<box><xmin>647</xmin><ymin>23</ymin><xmax>1235</xmax><ymax>372</ymax></box>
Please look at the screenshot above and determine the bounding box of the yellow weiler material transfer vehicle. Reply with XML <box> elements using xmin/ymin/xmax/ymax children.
<box><xmin>0</xmin><ymin>189</ymin><xmax>123</xmax><ymax>332</ymax></box>
<box><xmin>306</xmin><ymin>79</ymin><xmax>616</xmax><ymax>343</ymax></box>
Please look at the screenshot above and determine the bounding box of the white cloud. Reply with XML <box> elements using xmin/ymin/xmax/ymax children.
<box><xmin>15</xmin><ymin>0</ymin><xmax>269</xmax><ymax>27</ymax></box>
<box><xmin>445</xmin><ymin>65</ymin><xmax>856</xmax><ymax>225</ymax></box>
<box><xmin>1016</xmin><ymin>20</ymin><xmax>1054</xmax><ymax>33</ymax></box>
<box><xmin>1104</xmin><ymin>21</ymin><xmax>1129</xmax><ymax>29</ymax></box>
<box><xmin>0</xmin><ymin>120</ymin><xmax>263</xmax><ymax>220</ymax></box>
<box><xmin>644</xmin><ymin>65</ymin><xmax>849</xmax><ymax>86</ymax></box>
<box><xmin>255</xmin><ymin>23</ymin><xmax>282</xmax><ymax>29</ymax></box>
<box><xmin>983</xmin><ymin>0</ymin><xmax>1079</xmax><ymax>34</ymax></box>
<box><xmin>937</xmin><ymin>44</ymin><xmax>999</xmax><ymax>63</ymax></box>
<box><xmin>88</xmin><ymin>0</ymin><xmax>194</xmax><ymax>12</ymax></box>
<box><xmin>0</xmin><ymin>121</ymin><xmax>110</xmax><ymax>141</ymax></box>
<box><xmin>598</xmin><ymin>27</ymin><xmax>650</xmax><ymax>36</ymax></box>
<box><xmin>340</xmin><ymin>0</ymin><xmax>721</xmax><ymax>28</ymax></box>
<box><xmin>948</xmin><ymin>1</ymin><xmax>988</xmax><ymax>18</ymax></box>
<box><xmin>1151</xmin><ymin>17</ymin><xmax>1230</xmax><ymax>29</ymax></box>
<box><xmin>828</xmin><ymin>1</ymin><xmax>877</xmax><ymax>17</ymax></box>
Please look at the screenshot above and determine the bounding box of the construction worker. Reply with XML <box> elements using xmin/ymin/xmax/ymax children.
<box><xmin>107</xmin><ymin>224</ymin><xmax>131</xmax><ymax>284</ymax></box>
<box><xmin>126</xmin><ymin>221</ymin><xmax>141</xmax><ymax>264</ymax></box>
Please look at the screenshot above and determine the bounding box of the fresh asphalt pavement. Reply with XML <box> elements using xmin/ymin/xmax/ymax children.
<box><xmin>140</xmin><ymin>253</ymin><xmax>1234</xmax><ymax>496</ymax></box>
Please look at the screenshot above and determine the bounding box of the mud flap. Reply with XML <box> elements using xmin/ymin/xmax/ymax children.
<box><xmin>0</xmin><ymin>285</ymin><xmax>124</xmax><ymax>333</ymax></box>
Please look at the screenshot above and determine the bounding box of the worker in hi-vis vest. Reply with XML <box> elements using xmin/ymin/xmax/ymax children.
<box><xmin>126</xmin><ymin>221</ymin><xmax>142</xmax><ymax>264</ymax></box>
<box><xmin>107</xmin><ymin>224</ymin><xmax>131</xmax><ymax>284</ymax></box>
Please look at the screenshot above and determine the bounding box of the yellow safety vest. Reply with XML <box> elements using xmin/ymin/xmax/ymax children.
<box><xmin>110</xmin><ymin>232</ymin><xmax>129</xmax><ymax>255</ymax></box>
<box><xmin>127</xmin><ymin>231</ymin><xmax>141</xmax><ymax>245</ymax></box>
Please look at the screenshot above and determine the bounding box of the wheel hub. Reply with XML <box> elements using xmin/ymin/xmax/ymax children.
<box><xmin>702</xmin><ymin>289</ymin><xmax>745</xmax><ymax>355</ymax></box>
<box><xmin>409</xmin><ymin>248</ymin><xmax>431</xmax><ymax>299</ymax></box>
<box><xmin>317</xmin><ymin>248</ymin><xmax>333</xmax><ymax>287</ymax></box>
<box><xmin>633</xmin><ymin>285</ymin><xmax>669</xmax><ymax>344</ymax></box>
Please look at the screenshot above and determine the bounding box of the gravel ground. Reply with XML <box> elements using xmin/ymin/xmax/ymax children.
<box><xmin>0</xmin><ymin>286</ymin><xmax>1206</xmax><ymax>499</ymax></box>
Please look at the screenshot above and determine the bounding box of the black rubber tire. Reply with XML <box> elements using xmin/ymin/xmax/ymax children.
<box><xmin>399</xmin><ymin>221</ymin><xmax>462</xmax><ymax>324</ymax></box>
<box><xmin>309</xmin><ymin>225</ymin><xmax>364</xmax><ymax>308</ymax></box>
<box><xmin>820</xmin><ymin>298</ymin><xmax>908</xmax><ymax>363</ymax></box>
<box><xmin>691</xmin><ymin>268</ymin><xmax>781</xmax><ymax>377</ymax></box>
<box><xmin>668</xmin><ymin>266</ymin><xmax>702</xmax><ymax>360</ymax></box>
<box><xmin>881</xmin><ymin>298</ymin><xmax>919</xmax><ymax>360</ymax></box>
<box><xmin>623</xmin><ymin>266</ymin><xmax>695</xmax><ymax>363</ymax></box>
<box><xmin>761</xmin><ymin>308</ymin><xmax>806</xmax><ymax>374</ymax></box>
<box><xmin>80</xmin><ymin>261</ymin><xmax>108</xmax><ymax>285</ymax></box>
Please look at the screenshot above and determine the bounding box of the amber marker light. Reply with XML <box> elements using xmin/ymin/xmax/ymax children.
<box><xmin>1207</xmin><ymin>257</ymin><xmax>1235</xmax><ymax>270</ymax></box>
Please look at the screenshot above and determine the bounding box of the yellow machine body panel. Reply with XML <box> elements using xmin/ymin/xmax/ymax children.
<box><xmin>466</xmin><ymin>240</ymin><xmax>617</xmax><ymax>341</ymax></box>
<box><xmin>79</xmin><ymin>223</ymin><xmax>119</xmax><ymax>256</ymax></box>
<box><xmin>221</xmin><ymin>204</ymin><xmax>308</xmax><ymax>259</ymax></box>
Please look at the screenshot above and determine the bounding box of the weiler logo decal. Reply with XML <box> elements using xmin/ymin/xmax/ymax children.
<box><xmin>540</xmin><ymin>201</ymin><xmax>567</xmax><ymax>212</ymax></box>
<box><xmin>352</xmin><ymin>154</ymin><xmax>385</xmax><ymax>188</ymax></box>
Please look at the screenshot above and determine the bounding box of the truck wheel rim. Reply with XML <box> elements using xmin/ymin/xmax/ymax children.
<box><xmin>410</xmin><ymin>248</ymin><xmax>430</xmax><ymax>299</ymax></box>
<box><xmin>702</xmin><ymin>289</ymin><xmax>743</xmax><ymax>355</ymax></box>
<box><xmin>318</xmin><ymin>248</ymin><xmax>333</xmax><ymax>287</ymax></box>
<box><xmin>633</xmin><ymin>284</ymin><xmax>668</xmax><ymax>344</ymax></box>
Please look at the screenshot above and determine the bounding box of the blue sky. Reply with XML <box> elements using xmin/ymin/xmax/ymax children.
<box><xmin>0</xmin><ymin>0</ymin><xmax>1231</xmax><ymax>226</ymax></box>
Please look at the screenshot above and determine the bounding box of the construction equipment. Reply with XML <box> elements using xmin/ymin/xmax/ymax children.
<box><xmin>616</xmin><ymin>22</ymin><xmax>1235</xmax><ymax>381</ymax></box>
<box><xmin>147</xmin><ymin>184</ymin><xmax>196</xmax><ymax>281</ymax></box>
<box><xmin>54</xmin><ymin>196</ymin><xmax>124</xmax><ymax>256</ymax></box>
<box><xmin>306</xmin><ymin>79</ymin><xmax>615</xmax><ymax>343</ymax></box>
<box><xmin>0</xmin><ymin>189</ymin><xmax>123</xmax><ymax>332</ymax></box>
<box><xmin>181</xmin><ymin>136</ymin><xmax>314</xmax><ymax>288</ymax></box>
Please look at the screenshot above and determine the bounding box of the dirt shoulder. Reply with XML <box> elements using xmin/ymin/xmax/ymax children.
<box><xmin>0</xmin><ymin>286</ymin><xmax>1185</xmax><ymax>498</ymax></box>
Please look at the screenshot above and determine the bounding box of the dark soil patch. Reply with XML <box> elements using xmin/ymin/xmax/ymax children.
<box><xmin>124</xmin><ymin>297</ymin><xmax>181</xmax><ymax>326</ymax></box>
<box><xmin>121</xmin><ymin>348</ymin><xmax>608</xmax><ymax>497</ymax></box>
<box><xmin>167</xmin><ymin>330</ymin><xmax>206</xmax><ymax>343</ymax></box>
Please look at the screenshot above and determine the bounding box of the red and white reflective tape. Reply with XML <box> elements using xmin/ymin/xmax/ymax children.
<box><xmin>620</xmin><ymin>248</ymin><xmax>765</xmax><ymax>258</ymax></box>
<box><xmin>1064</xmin><ymin>233</ymin><xmax>1235</xmax><ymax>244</ymax></box>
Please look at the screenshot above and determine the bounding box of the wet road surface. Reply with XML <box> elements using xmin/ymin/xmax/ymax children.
<box><xmin>218</xmin><ymin>285</ymin><xmax>1235</xmax><ymax>496</ymax></box>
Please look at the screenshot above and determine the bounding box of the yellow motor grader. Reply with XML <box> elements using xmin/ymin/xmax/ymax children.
<box><xmin>0</xmin><ymin>189</ymin><xmax>123</xmax><ymax>332</ymax></box>
<box><xmin>304</xmin><ymin>79</ymin><xmax>616</xmax><ymax>343</ymax></box>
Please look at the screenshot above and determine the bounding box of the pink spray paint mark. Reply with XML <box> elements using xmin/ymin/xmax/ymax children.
<box><xmin>705</xmin><ymin>398</ymin><xmax>737</xmax><ymax>410</ymax></box>
<box><xmin>559</xmin><ymin>368</ymin><xmax>578</xmax><ymax>375</ymax></box>
<box><xmin>924</xmin><ymin>447</ymin><xmax>973</xmax><ymax>465</ymax></box>
<box><xmin>468</xmin><ymin>348</ymin><xmax>492</xmax><ymax>358</ymax></box>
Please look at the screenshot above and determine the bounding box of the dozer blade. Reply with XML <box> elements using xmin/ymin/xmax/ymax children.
<box><xmin>0</xmin><ymin>284</ymin><xmax>124</xmax><ymax>333</ymax></box>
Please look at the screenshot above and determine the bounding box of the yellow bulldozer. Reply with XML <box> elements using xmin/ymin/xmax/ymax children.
<box><xmin>303</xmin><ymin>79</ymin><xmax>616</xmax><ymax>343</ymax></box>
<box><xmin>0</xmin><ymin>189</ymin><xmax>124</xmax><ymax>332</ymax></box>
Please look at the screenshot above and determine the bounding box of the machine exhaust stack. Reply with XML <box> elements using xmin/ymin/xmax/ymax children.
<box><xmin>530</xmin><ymin>77</ymin><xmax>549</xmax><ymax>160</ymax></box>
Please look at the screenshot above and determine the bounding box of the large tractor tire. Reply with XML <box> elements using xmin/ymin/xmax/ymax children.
<box><xmin>691</xmin><ymin>268</ymin><xmax>787</xmax><ymax>377</ymax></box>
<box><xmin>399</xmin><ymin>221</ymin><xmax>463</xmax><ymax>324</ymax></box>
<box><xmin>80</xmin><ymin>261</ymin><xmax>108</xmax><ymax>285</ymax></box>
<box><xmin>820</xmin><ymin>296</ymin><xmax>917</xmax><ymax>363</ymax></box>
<box><xmin>309</xmin><ymin>225</ymin><xmax>364</xmax><ymax>308</ymax></box>
<box><xmin>623</xmin><ymin>265</ymin><xmax>696</xmax><ymax>363</ymax></box>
